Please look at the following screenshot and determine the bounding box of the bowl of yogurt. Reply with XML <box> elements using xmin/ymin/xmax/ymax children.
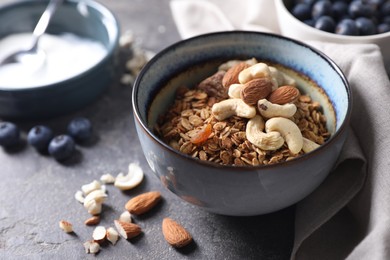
<box><xmin>0</xmin><ymin>0</ymin><xmax>120</xmax><ymax>119</ymax></box>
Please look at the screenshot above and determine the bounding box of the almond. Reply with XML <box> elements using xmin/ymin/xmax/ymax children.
<box><xmin>106</xmin><ymin>227</ymin><xmax>119</xmax><ymax>245</ymax></box>
<box><xmin>84</xmin><ymin>216</ymin><xmax>100</xmax><ymax>226</ymax></box>
<box><xmin>59</xmin><ymin>220</ymin><xmax>73</xmax><ymax>233</ymax></box>
<box><xmin>114</xmin><ymin>220</ymin><xmax>142</xmax><ymax>240</ymax></box>
<box><xmin>92</xmin><ymin>226</ymin><xmax>107</xmax><ymax>243</ymax></box>
<box><xmin>83</xmin><ymin>240</ymin><xmax>100</xmax><ymax>254</ymax></box>
<box><xmin>240</xmin><ymin>78</ymin><xmax>273</xmax><ymax>105</ymax></box>
<box><xmin>125</xmin><ymin>191</ymin><xmax>161</xmax><ymax>215</ymax></box>
<box><xmin>268</xmin><ymin>85</ymin><xmax>300</xmax><ymax>105</ymax></box>
<box><xmin>162</xmin><ymin>218</ymin><xmax>192</xmax><ymax>248</ymax></box>
<box><xmin>222</xmin><ymin>62</ymin><xmax>250</xmax><ymax>88</ymax></box>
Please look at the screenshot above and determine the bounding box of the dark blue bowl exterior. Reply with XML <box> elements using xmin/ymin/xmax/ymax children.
<box><xmin>132</xmin><ymin>31</ymin><xmax>351</xmax><ymax>216</ymax></box>
<box><xmin>0</xmin><ymin>0</ymin><xmax>120</xmax><ymax>119</ymax></box>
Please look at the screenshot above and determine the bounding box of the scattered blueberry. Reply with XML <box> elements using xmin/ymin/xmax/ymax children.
<box><xmin>0</xmin><ymin>122</ymin><xmax>20</xmax><ymax>148</ymax></box>
<box><xmin>67</xmin><ymin>117</ymin><xmax>92</xmax><ymax>143</ymax></box>
<box><xmin>27</xmin><ymin>125</ymin><xmax>53</xmax><ymax>152</ymax></box>
<box><xmin>356</xmin><ymin>17</ymin><xmax>377</xmax><ymax>35</ymax></box>
<box><xmin>48</xmin><ymin>135</ymin><xmax>75</xmax><ymax>161</ymax></box>
<box><xmin>336</xmin><ymin>18</ymin><xmax>359</xmax><ymax>35</ymax></box>
<box><xmin>315</xmin><ymin>16</ymin><xmax>336</xmax><ymax>32</ymax></box>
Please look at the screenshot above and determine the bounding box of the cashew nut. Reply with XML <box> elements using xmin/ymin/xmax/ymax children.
<box><xmin>218</xmin><ymin>58</ymin><xmax>258</xmax><ymax>71</ymax></box>
<box><xmin>212</xmin><ymin>98</ymin><xmax>256</xmax><ymax>121</ymax></box>
<box><xmin>265</xmin><ymin>117</ymin><xmax>303</xmax><ymax>154</ymax></box>
<box><xmin>302</xmin><ymin>137</ymin><xmax>321</xmax><ymax>153</ymax></box>
<box><xmin>238</xmin><ymin>62</ymin><xmax>279</xmax><ymax>90</ymax></box>
<box><xmin>114</xmin><ymin>163</ymin><xmax>144</xmax><ymax>191</ymax></box>
<box><xmin>83</xmin><ymin>189</ymin><xmax>107</xmax><ymax>207</ymax></box>
<box><xmin>257</xmin><ymin>99</ymin><xmax>297</xmax><ymax>118</ymax></box>
<box><xmin>246</xmin><ymin>115</ymin><xmax>285</xmax><ymax>150</ymax></box>
<box><xmin>269</xmin><ymin>66</ymin><xmax>296</xmax><ymax>88</ymax></box>
<box><xmin>228</xmin><ymin>83</ymin><xmax>244</xmax><ymax>99</ymax></box>
<box><xmin>81</xmin><ymin>180</ymin><xmax>101</xmax><ymax>196</ymax></box>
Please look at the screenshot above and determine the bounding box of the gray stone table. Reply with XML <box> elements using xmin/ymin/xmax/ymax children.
<box><xmin>0</xmin><ymin>0</ymin><xmax>294</xmax><ymax>259</ymax></box>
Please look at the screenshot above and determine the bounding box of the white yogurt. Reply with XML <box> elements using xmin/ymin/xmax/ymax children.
<box><xmin>0</xmin><ymin>33</ymin><xmax>107</xmax><ymax>88</ymax></box>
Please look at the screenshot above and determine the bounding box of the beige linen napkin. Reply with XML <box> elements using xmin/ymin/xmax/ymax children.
<box><xmin>170</xmin><ymin>0</ymin><xmax>390</xmax><ymax>259</ymax></box>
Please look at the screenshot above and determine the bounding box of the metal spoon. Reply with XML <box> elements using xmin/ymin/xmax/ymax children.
<box><xmin>0</xmin><ymin>0</ymin><xmax>64</xmax><ymax>66</ymax></box>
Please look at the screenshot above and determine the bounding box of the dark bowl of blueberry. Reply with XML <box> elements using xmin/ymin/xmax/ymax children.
<box><xmin>275</xmin><ymin>0</ymin><xmax>390</xmax><ymax>69</ymax></box>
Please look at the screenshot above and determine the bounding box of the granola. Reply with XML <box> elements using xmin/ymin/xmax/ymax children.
<box><xmin>155</xmin><ymin>62</ymin><xmax>330</xmax><ymax>166</ymax></box>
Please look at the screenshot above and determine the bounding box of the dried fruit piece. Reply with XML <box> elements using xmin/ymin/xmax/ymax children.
<box><xmin>85</xmin><ymin>216</ymin><xmax>100</xmax><ymax>226</ymax></box>
<box><xmin>59</xmin><ymin>220</ymin><xmax>73</xmax><ymax>233</ymax></box>
<box><xmin>92</xmin><ymin>226</ymin><xmax>107</xmax><ymax>243</ymax></box>
<box><xmin>114</xmin><ymin>220</ymin><xmax>142</xmax><ymax>240</ymax></box>
<box><xmin>268</xmin><ymin>85</ymin><xmax>300</xmax><ymax>105</ymax></box>
<box><xmin>84</xmin><ymin>240</ymin><xmax>100</xmax><ymax>254</ymax></box>
<box><xmin>125</xmin><ymin>191</ymin><xmax>162</xmax><ymax>215</ymax></box>
<box><xmin>162</xmin><ymin>218</ymin><xmax>192</xmax><ymax>248</ymax></box>
<box><xmin>222</xmin><ymin>62</ymin><xmax>250</xmax><ymax>88</ymax></box>
<box><xmin>197</xmin><ymin>71</ymin><xmax>228</xmax><ymax>99</ymax></box>
<box><xmin>106</xmin><ymin>227</ymin><xmax>119</xmax><ymax>245</ymax></box>
<box><xmin>190</xmin><ymin>124</ymin><xmax>212</xmax><ymax>144</ymax></box>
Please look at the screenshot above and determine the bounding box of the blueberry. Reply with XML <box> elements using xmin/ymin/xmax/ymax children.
<box><xmin>332</xmin><ymin>1</ymin><xmax>349</xmax><ymax>19</ymax></box>
<box><xmin>336</xmin><ymin>19</ymin><xmax>360</xmax><ymax>35</ymax></box>
<box><xmin>304</xmin><ymin>19</ymin><xmax>316</xmax><ymax>27</ymax></box>
<box><xmin>312</xmin><ymin>0</ymin><xmax>333</xmax><ymax>20</ymax></box>
<box><xmin>0</xmin><ymin>122</ymin><xmax>20</xmax><ymax>148</ymax></box>
<box><xmin>356</xmin><ymin>17</ymin><xmax>377</xmax><ymax>34</ymax></box>
<box><xmin>378</xmin><ymin>23</ymin><xmax>390</xmax><ymax>33</ymax></box>
<box><xmin>292</xmin><ymin>3</ymin><xmax>312</xmax><ymax>20</ymax></box>
<box><xmin>349</xmin><ymin>1</ymin><xmax>375</xmax><ymax>18</ymax></box>
<box><xmin>294</xmin><ymin>0</ymin><xmax>316</xmax><ymax>6</ymax></box>
<box><xmin>27</xmin><ymin>125</ymin><xmax>53</xmax><ymax>152</ymax></box>
<box><xmin>382</xmin><ymin>1</ymin><xmax>390</xmax><ymax>16</ymax></box>
<box><xmin>383</xmin><ymin>16</ymin><xmax>390</xmax><ymax>24</ymax></box>
<box><xmin>67</xmin><ymin>117</ymin><xmax>92</xmax><ymax>142</ymax></box>
<box><xmin>48</xmin><ymin>135</ymin><xmax>75</xmax><ymax>161</ymax></box>
<box><xmin>315</xmin><ymin>16</ymin><xmax>336</xmax><ymax>32</ymax></box>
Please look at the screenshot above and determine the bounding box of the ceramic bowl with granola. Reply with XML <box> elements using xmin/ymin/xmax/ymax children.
<box><xmin>132</xmin><ymin>31</ymin><xmax>351</xmax><ymax>216</ymax></box>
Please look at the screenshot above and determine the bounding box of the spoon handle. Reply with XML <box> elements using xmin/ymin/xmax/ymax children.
<box><xmin>31</xmin><ymin>0</ymin><xmax>65</xmax><ymax>49</ymax></box>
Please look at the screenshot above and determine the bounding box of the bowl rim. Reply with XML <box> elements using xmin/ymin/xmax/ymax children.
<box><xmin>276</xmin><ymin>0</ymin><xmax>390</xmax><ymax>40</ymax></box>
<box><xmin>132</xmin><ymin>30</ymin><xmax>352</xmax><ymax>171</ymax></box>
<box><xmin>0</xmin><ymin>0</ymin><xmax>120</xmax><ymax>92</ymax></box>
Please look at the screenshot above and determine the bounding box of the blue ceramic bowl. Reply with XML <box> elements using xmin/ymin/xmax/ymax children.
<box><xmin>0</xmin><ymin>0</ymin><xmax>119</xmax><ymax>119</ymax></box>
<box><xmin>132</xmin><ymin>31</ymin><xmax>351</xmax><ymax>216</ymax></box>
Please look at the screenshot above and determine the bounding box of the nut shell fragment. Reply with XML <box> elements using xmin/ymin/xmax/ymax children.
<box><xmin>162</xmin><ymin>218</ymin><xmax>193</xmax><ymax>248</ymax></box>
